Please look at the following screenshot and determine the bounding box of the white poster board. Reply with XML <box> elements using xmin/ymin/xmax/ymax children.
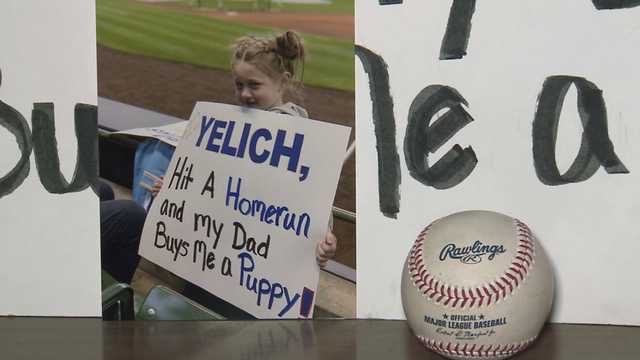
<box><xmin>0</xmin><ymin>1</ymin><xmax>100</xmax><ymax>316</ymax></box>
<box><xmin>115</xmin><ymin>121</ymin><xmax>187</xmax><ymax>147</ymax></box>
<box><xmin>357</xmin><ymin>1</ymin><xmax>640</xmax><ymax>325</ymax></box>
<box><xmin>139</xmin><ymin>102</ymin><xmax>350</xmax><ymax>318</ymax></box>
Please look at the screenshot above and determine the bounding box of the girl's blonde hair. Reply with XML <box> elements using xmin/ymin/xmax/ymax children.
<box><xmin>231</xmin><ymin>30</ymin><xmax>305</xmax><ymax>97</ymax></box>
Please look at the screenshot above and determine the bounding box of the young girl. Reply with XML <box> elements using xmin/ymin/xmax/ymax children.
<box><xmin>231</xmin><ymin>31</ymin><xmax>338</xmax><ymax>266</ymax></box>
<box><xmin>231</xmin><ymin>31</ymin><xmax>308</xmax><ymax>117</ymax></box>
<box><xmin>150</xmin><ymin>30</ymin><xmax>337</xmax><ymax>267</ymax></box>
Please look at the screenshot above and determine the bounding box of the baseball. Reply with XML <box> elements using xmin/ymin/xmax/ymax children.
<box><xmin>401</xmin><ymin>210</ymin><xmax>554</xmax><ymax>360</ymax></box>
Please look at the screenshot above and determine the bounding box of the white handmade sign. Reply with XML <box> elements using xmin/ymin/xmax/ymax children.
<box><xmin>115</xmin><ymin>121</ymin><xmax>187</xmax><ymax>147</ymax></box>
<box><xmin>357</xmin><ymin>1</ymin><xmax>640</xmax><ymax>325</ymax></box>
<box><xmin>0</xmin><ymin>0</ymin><xmax>100</xmax><ymax>316</ymax></box>
<box><xmin>139</xmin><ymin>102</ymin><xmax>350</xmax><ymax>318</ymax></box>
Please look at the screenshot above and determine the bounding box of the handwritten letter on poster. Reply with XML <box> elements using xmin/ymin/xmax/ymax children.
<box><xmin>0</xmin><ymin>0</ymin><xmax>100</xmax><ymax>316</ymax></box>
<box><xmin>357</xmin><ymin>1</ymin><xmax>640</xmax><ymax>325</ymax></box>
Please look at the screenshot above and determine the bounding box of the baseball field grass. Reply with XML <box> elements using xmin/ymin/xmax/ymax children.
<box><xmin>96</xmin><ymin>0</ymin><xmax>354</xmax><ymax>91</ymax></box>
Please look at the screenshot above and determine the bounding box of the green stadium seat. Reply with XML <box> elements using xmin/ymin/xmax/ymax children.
<box><xmin>137</xmin><ymin>285</ymin><xmax>226</xmax><ymax>320</ymax></box>
<box><xmin>101</xmin><ymin>270</ymin><xmax>135</xmax><ymax>320</ymax></box>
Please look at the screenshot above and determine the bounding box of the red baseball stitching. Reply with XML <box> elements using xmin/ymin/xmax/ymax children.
<box><xmin>408</xmin><ymin>219</ymin><xmax>535</xmax><ymax>308</ymax></box>
<box><xmin>416</xmin><ymin>335</ymin><xmax>536</xmax><ymax>358</ymax></box>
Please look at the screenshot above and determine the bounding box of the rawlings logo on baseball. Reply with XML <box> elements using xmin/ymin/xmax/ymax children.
<box><xmin>439</xmin><ymin>240</ymin><xmax>506</xmax><ymax>264</ymax></box>
<box><xmin>401</xmin><ymin>211</ymin><xmax>554</xmax><ymax>360</ymax></box>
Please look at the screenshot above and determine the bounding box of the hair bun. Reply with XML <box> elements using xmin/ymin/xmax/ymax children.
<box><xmin>276</xmin><ymin>31</ymin><xmax>304</xmax><ymax>60</ymax></box>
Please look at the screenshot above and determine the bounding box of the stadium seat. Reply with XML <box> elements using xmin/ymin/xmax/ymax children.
<box><xmin>101</xmin><ymin>271</ymin><xmax>135</xmax><ymax>320</ymax></box>
<box><xmin>137</xmin><ymin>285</ymin><xmax>226</xmax><ymax>320</ymax></box>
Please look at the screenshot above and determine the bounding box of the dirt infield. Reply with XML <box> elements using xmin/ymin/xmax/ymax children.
<box><xmin>145</xmin><ymin>2</ymin><xmax>353</xmax><ymax>40</ymax></box>
<box><xmin>97</xmin><ymin>45</ymin><xmax>356</xmax><ymax>267</ymax></box>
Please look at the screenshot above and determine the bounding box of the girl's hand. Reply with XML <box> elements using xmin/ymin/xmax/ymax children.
<box><xmin>316</xmin><ymin>231</ymin><xmax>337</xmax><ymax>268</ymax></box>
<box><xmin>150</xmin><ymin>177</ymin><xmax>163</xmax><ymax>197</ymax></box>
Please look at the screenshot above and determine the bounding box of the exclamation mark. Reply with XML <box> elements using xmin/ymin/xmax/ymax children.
<box><xmin>299</xmin><ymin>287</ymin><xmax>314</xmax><ymax>318</ymax></box>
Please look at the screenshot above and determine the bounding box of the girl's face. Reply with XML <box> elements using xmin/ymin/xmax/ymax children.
<box><xmin>232</xmin><ymin>61</ymin><xmax>285</xmax><ymax>110</ymax></box>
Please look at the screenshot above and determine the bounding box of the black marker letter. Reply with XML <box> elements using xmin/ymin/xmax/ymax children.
<box><xmin>0</xmin><ymin>70</ymin><xmax>33</xmax><ymax>198</ymax></box>
<box><xmin>592</xmin><ymin>0</ymin><xmax>640</xmax><ymax>9</ymax></box>
<box><xmin>532</xmin><ymin>76</ymin><xmax>629</xmax><ymax>185</ymax></box>
<box><xmin>355</xmin><ymin>45</ymin><xmax>401</xmax><ymax>219</ymax></box>
<box><xmin>440</xmin><ymin>0</ymin><xmax>477</xmax><ymax>60</ymax></box>
<box><xmin>404</xmin><ymin>85</ymin><xmax>477</xmax><ymax>189</ymax></box>
<box><xmin>31</xmin><ymin>103</ymin><xmax>98</xmax><ymax>194</ymax></box>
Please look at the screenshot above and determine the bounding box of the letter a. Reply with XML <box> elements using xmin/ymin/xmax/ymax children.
<box><xmin>201</xmin><ymin>171</ymin><xmax>215</xmax><ymax>198</ymax></box>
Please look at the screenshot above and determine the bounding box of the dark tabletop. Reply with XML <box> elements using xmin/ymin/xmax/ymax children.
<box><xmin>1</xmin><ymin>318</ymin><xmax>639</xmax><ymax>360</ymax></box>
